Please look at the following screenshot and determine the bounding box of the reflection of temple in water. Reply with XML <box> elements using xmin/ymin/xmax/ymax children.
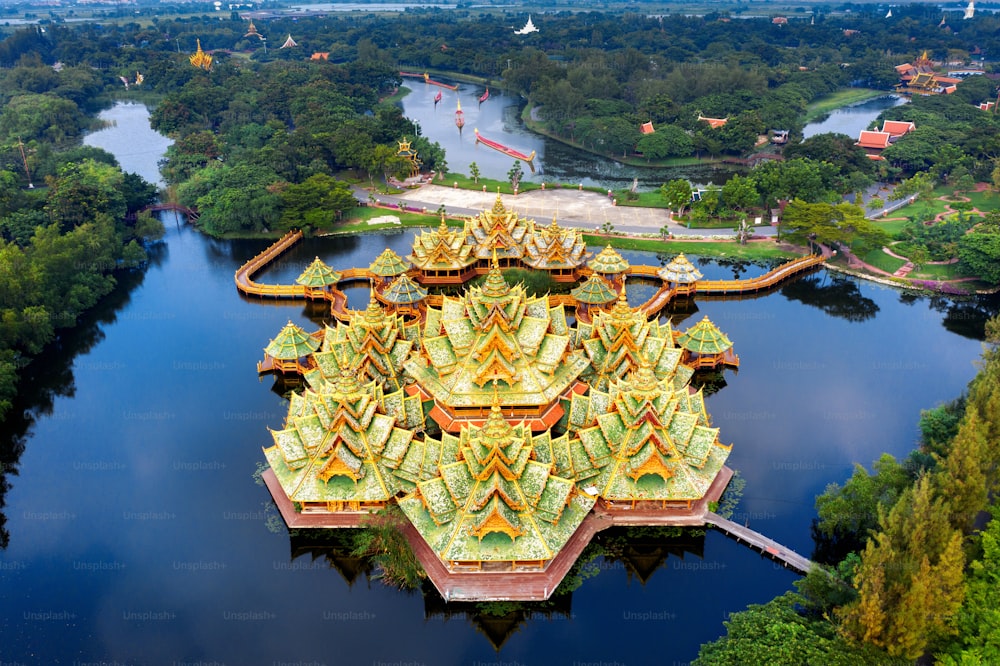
<box><xmin>282</xmin><ymin>525</ymin><xmax>707</xmax><ymax>649</ymax></box>
<box><xmin>288</xmin><ymin>529</ymin><xmax>373</xmax><ymax>587</ymax></box>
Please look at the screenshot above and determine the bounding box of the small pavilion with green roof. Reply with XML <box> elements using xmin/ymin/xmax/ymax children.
<box><xmin>258</xmin><ymin>320</ymin><xmax>321</xmax><ymax>375</ymax></box>
<box><xmin>658</xmin><ymin>253</ymin><xmax>703</xmax><ymax>296</ymax></box>
<box><xmin>368</xmin><ymin>248</ymin><xmax>411</xmax><ymax>286</ymax></box>
<box><xmin>676</xmin><ymin>316</ymin><xmax>739</xmax><ymax>369</ymax></box>
<box><xmin>569</xmin><ymin>274</ymin><xmax>618</xmax><ymax>323</ymax></box>
<box><xmin>296</xmin><ymin>257</ymin><xmax>342</xmax><ymax>299</ymax></box>
<box><xmin>378</xmin><ymin>274</ymin><xmax>429</xmax><ymax>318</ymax></box>
<box><xmin>587</xmin><ymin>245</ymin><xmax>630</xmax><ymax>288</ymax></box>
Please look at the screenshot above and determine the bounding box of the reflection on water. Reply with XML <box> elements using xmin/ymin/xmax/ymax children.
<box><xmin>781</xmin><ymin>273</ymin><xmax>880</xmax><ymax>322</ymax></box>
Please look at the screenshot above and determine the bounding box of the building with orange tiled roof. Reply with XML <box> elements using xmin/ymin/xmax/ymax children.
<box><xmin>697</xmin><ymin>115</ymin><xmax>728</xmax><ymax>129</ymax></box>
<box><xmin>881</xmin><ymin>120</ymin><xmax>915</xmax><ymax>137</ymax></box>
<box><xmin>856</xmin><ymin>130</ymin><xmax>891</xmax><ymax>160</ymax></box>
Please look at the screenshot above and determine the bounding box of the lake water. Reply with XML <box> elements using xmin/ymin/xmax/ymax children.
<box><xmin>0</xmin><ymin>101</ymin><xmax>997</xmax><ymax>664</ymax></box>
<box><xmin>398</xmin><ymin>81</ymin><xmax>743</xmax><ymax>190</ymax></box>
<box><xmin>802</xmin><ymin>94</ymin><xmax>909</xmax><ymax>139</ymax></box>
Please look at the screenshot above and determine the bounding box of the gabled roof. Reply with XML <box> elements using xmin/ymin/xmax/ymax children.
<box><xmin>856</xmin><ymin>130</ymin><xmax>892</xmax><ymax>150</ymax></box>
<box><xmin>881</xmin><ymin>120</ymin><xmax>915</xmax><ymax>136</ymax></box>
<box><xmin>640</xmin><ymin>121</ymin><xmax>655</xmax><ymax>134</ymax></box>
<box><xmin>697</xmin><ymin>115</ymin><xmax>728</xmax><ymax>129</ymax></box>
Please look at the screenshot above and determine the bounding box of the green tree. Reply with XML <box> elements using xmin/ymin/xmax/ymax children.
<box><xmin>694</xmin><ymin>592</ymin><xmax>904</xmax><ymax>666</ymax></box>
<box><xmin>279</xmin><ymin>173</ymin><xmax>357</xmax><ymax>231</ymax></box>
<box><xmin>469</xmin><ymin>162</ymin><xmax>480</xmax><ymax>183</ymax></box>
<box><xmin>957</xmin><ymin>219</ymin><xmax>1000</xmax><ymax>284</ymax></box>
<box><xmin>660</xmin><ymin>179</ymin><xmax>692</xmax><ymax>216</ymax></box>
<box><xmin>814</xmin><ymin>453</ymin><xmax>913</xmax><ymax>554</ymax></box>
<box><xmin>943</xmin><ymin>514</ymin><xmax>1000</xmax><ymax>663</ymax></box>
<box><xmin>44</xmin><ymin>159</ymin><xmax>126</xmax><ymax>232</ymax></box>
<box><xmin>721</xmin><ymin>174</ymin><xmax>758</xmax><ymax>212</ymax></box>
<box><xmin>507</xmin><ymin>161</ymin><xmax>523</xmax><ymax>192</ymax></box>
<box><xmin>837</xmin><ymin>476</ymin><xmax>965</xmax><ymax>660</ymax></box>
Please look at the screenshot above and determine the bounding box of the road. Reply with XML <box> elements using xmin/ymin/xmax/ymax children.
<box><xmin>357</xmin><ymin>183</ymin><xmax>779</xmax><ymax>238</ymax></box>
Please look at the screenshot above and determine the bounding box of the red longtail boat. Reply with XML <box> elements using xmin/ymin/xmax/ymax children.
<box><xmin>434</xmin><ymin>91</ymin><xmax>442</xmax><ymax>105</ymax></box>
<box><xmin>479</xmin><ymin>88</ymin><xmax>490</xmax><ymax>104</ymax></box>
<box><xmin>455</xmin><ymin>99</ymin><xmax>465</xmax><ymax>130</ymax></box>
<box><xmin>474</xmin><ymin>128</ymin><xmax>535</xmax><ymax>170</ymax></box>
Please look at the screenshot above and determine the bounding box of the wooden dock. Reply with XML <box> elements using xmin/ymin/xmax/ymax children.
<box><xmin>234</xmin><ymin>232</ymin><xmax>825</xmax><ymax>318</ymax></box>
<box><xmin>704</xmin><ymin>512</ymin><xmax>814</xmax><ymax>574</ymax></box>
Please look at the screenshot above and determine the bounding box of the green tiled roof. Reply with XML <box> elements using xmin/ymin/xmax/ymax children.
<box><xmin>381</xmin><ymin>274</ymin><xmax>428</xmax><ymax>304</ymax></box>
<box><xmin>368</xmin><ymin>248</ymin><xmax>410</xmax><ymax>276</ymax></box>
<box><xmin>571</xmin><ymin>275</ymin><xmax>618</xmax><ymax>304</ymax></box>
<box><xmin>264</xmin><ymin>321</ymin><xmax>320</xmax><ymax>360</ymax></box>
<box><xmin>588</xmin><ymin>245</ymin><xmax>630</xmax><ymax>274</ymax></box>
<box><xmin>677</xmin><ymin>316</ymin><xmax>734</xmax><ymax>354</ymax></box>
<box><xmin>296</xmin><ymin>257</ymin><xmax>341</xmax><ymax>287</ymax></box>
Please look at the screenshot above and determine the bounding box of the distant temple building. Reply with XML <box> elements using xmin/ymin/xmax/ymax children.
<box><xmin>895</xmin><ymin>52</ymin><xmax>961</xmax><ymax>96</ymax></box>
<box><xmin>189</xmin><ymin>39</ymin><xmax>213</xmax><ymax>70</ymax></box>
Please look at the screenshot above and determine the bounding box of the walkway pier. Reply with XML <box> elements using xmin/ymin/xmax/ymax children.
<box><xmin>234</xmin><ymin>231</ymin><xmax>824</xmax><ymax>318</ymax></box>
<box><xmin>705</xmin><ymin>512</ymin><xmax>814</xmax><ymax>574</ymax></box>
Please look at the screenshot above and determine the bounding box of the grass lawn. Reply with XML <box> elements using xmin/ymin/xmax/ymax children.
<box><xmin>583</xmin><ymin>234</ymin><xmax>798</xmax><ymax>261</ymax></box>
<box><xmin>615</xmin><ymin>191</ymin><xmax>670</xmax><ymax>208</ymax></box>
<box><xmin>874</xmin><ymin>217</ymin><xmax>911</xmax><ymax>238</ymax></box>
<box><xmin>909</xmin><ymin>263</ymin><xmax>969</xmax><ymax>280</ymax></box>
<box><xmin>861</xmin><ymin>248</ymin><xmax>907</xmax><ymax>273</ymax></box>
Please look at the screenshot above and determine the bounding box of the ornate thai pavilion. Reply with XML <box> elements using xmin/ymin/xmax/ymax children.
<box><xmin>258</xmin><ymin>196</ymin><xmax>744</xmax><ymax>598</ymax></box>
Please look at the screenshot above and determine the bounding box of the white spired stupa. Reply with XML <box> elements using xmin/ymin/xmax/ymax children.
<box><xmin>514</xmin><ymin>15</ymin><xmax>538</xmax><ymax>34</ymax></box>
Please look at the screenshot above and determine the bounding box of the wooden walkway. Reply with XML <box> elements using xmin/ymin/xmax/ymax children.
<box><xmin>698</xmin><ymin>254</ymin><xmax>825</xmax><ymax>295</ymax></box>
<box><xmin>233</xmin><ymin>232</ymin><xmax>825</xmax><ymax>317</ymax></box>
<box><xmin>704</xmin><ymin>512</ymin><xmax>814</xmax><ymax>574</ymax></box>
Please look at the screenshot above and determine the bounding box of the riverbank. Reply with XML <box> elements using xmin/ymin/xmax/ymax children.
<box><xmin>521</xmin><ymin>103</ymin><xmax>709</xmax><ymax>168</ymax></box>
<box><xmin>802</xmin><ymin>88</ymin><xmax>889</xmax><ymax>123</ymax></box>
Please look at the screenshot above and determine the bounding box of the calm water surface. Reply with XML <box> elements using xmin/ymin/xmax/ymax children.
<box><xmin>398</xmin><ymin>82</ymin><xmax>743</xmax><ymax>190</ymax></box>
<box><xmin>1</xmin><ymin>102</ymin><xmax>996</xmax><ymax>665</ymax></box>
<box><xmin>802</xmin><ymin>95</ymin><xmax>909</xmax><ymax>139</ymax></box>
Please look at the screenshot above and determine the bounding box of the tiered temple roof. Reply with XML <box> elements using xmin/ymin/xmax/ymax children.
<box><xmin>296</xmin><ymin>257</ymin><xmax>341</xmax><ymax>288</ymax></box>
<box><xmin>369</xmin><ymin>248</ymin><xmax>411</xmax><ymax>277</ymax></box>
<box><xmin>265</xmin><ymin>321</ymin><xmax>320</xmax><ymax>360</ymax></box>
<box><xmin>571</xmin><ymin>362</ymin><xmax>730</xmax><ymax>505</ymax></box>
<box><xmin>381</xmin><ymin>274</ymin><xmax>429</xmax><ymax>305</ymax></box>
<box><xmin>408</xmin><ymin>216</ymin><xmax>475</xmax><ymax>272</ymax></box>
<box><xmin>397</xmin><ymin>397</ymin><xmax>594</xmax><ymax>564</ymax></box>
<box><xmin>310</xmin><ymin>300</ymin><xmax>419</xmax><ymax>393</ymax></box>
<box><xmin>677</xmin><ymin>316</ymin><xmax>733</xmax><ymax>355</ymax></box>
<box><xmin>658</xmin><ymin>254</ymin><xmax>703</xmax><ymax>285</ymax></box>
<box><xmin>189</xmin><ymin>39</ymin><xmax>213</xmax><ymax>70</ymax></box>
<box><xmin>263</xmin><ymin>369</ymin><xmax>420</xmax><ymax>509</ymax></box>
<box><xmin>466</xmin><ymin>194</ymin><xmax>533</xmax><ymax>260</ymax></box>
<box><xmin>588</xmin><ymin>245</ymin><xmax>630</xmax><ymax>275</ymax></box>
<box><xmin>570</xmin><ymin>274</ymin><xmax>618</xmax><ymax>305</ymax></box>
<box><xmin>522</xmin><ymin>217</ymin><xmax>590</xmax><ymax>271</ymax></box>
<box><xmin>675</xmin><ymin>316</ymin><xmax>739</xmax><ymax>369</ymax></box>
<box><xmin>404</xmin><ymin>258</ymin><xmax>588</xmax><ymax>418</ymax></box>
<box><xmin>572</xmin><ymin>291</ymin><xmax>686</xmax><ymax>393</ymax></box>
